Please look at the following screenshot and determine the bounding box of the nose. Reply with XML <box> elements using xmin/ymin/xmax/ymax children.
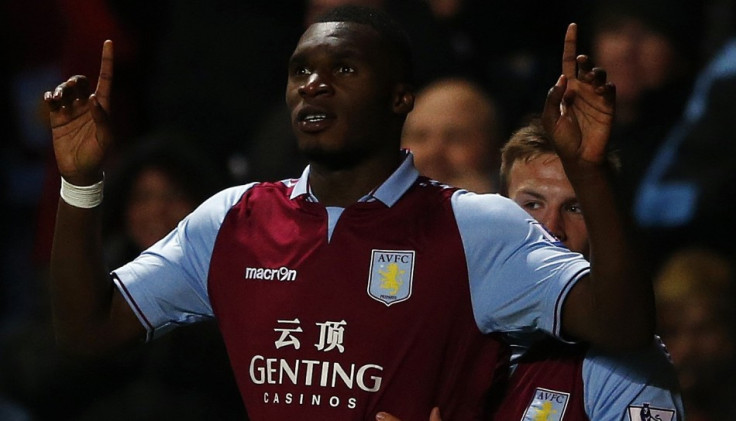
<box><xmin>665</xmin><ymin>323</ymin><xmax>702</xmax><ymax>369</ymax></box>
<box><xmin>299</xmin><ymin>72</ymin><xmax>332</xmax><ymax>97</ymax></box>
<box><xmin>426</xmin><ymin>146</ymin><xmax>453</xmax><ymax>177</ymax></box>
<box><xmin>541</xmin><ymin>211</ymin><xmax>566</xmax><ymax>242</ymax></box>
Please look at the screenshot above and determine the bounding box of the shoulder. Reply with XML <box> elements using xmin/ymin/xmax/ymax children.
<box><xmin>197</xmin><ymin>183</ymin><xmax>257</xmax><ymax>211</ymax></box>
<box><xmin>451</xmin><ymin>190</ymin><xmax>534</xmax><ymax>226</ymax></box>
<box><xmin>450</xmin><ymin>190</ymin><xmax>558</xmax><ymax>246</ymax></box>
<box><xmin>184</xmin><ymin>182</ymin><xmax>261</xmax><ymax>229</ymax></box>
<box><xmin>450</xmin><ymin>189</ymin><xmax>524</xmax><ymax>213</ymax></box>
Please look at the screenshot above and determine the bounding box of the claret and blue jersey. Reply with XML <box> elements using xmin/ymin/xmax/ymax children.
<box><xmin>495</xmin><ymin>334</ymin><xmax>684</xmax><ymax>421</ymax></box>
<box><xmin>112</xmin><ymin>152</ymin><xmax>590</xmax><ymax>420</ymax></box>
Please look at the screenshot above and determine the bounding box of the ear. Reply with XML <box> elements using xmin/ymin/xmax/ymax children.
<box><xmin>392</xmin><ymin>83</ymin><xmax>415</xmax><ymax>115</ymax></box>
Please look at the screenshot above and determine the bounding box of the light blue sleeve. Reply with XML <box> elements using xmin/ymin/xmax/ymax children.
<box><xmin>584</xmin><ymin>336</ymin><xmax>685</xmax><ymax>421</ymax></box>
<box><xmin>452</xmin><ymin>190</ymin><xmax>590</xmax><ymax>338</ymax></box>
<box><xmin>112</xmin><ymin>184</ymin><xmax>255</xmax><ymax>341</ymax></box>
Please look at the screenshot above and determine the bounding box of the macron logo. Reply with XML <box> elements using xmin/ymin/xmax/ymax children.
<box><xmin>244</xmin><ymin>266</ymin><xmax>297</xmax><ymax>282</ymax></box>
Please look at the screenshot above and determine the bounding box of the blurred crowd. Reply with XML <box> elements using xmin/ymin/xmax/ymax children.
<box><xmin>1</xmin><ymin>0</ymin><xmax>735</xmax><ymax>420</ymax></box>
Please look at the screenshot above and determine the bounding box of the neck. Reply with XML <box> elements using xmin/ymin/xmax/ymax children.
<box><xmin>308</xmin><ymin>149</ymin><xmax>403</xmax><ymax>207</ymax></box>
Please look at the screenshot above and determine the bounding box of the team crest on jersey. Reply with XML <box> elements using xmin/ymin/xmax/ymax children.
<box><xmin>520</xmin><ymin>387</ymin><xmax>569</xmax><ymax>421</ymax></box>
<box><xmin>627</xmin><ymin>403</ymin><xmax>675</xmax><ymax>421</ymax></box>
<box><xmin>367</xmin><ymin>249</ymin><xmax>415</xmax><ymax>306</ymax></box>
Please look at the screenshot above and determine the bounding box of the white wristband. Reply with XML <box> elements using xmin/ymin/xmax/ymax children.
<box><xmin>60</xmin><ymin>175</ymin><xmax>104</xmax><ymax>209</ymax></box>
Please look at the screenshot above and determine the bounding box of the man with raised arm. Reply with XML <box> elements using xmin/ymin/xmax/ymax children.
<box><xmin>44</xmin><ymin>7</ymin><xmax>651</xmax><ymax>419</ymax></box>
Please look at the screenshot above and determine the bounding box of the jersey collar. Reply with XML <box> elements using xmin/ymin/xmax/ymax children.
<box><xmin>289</xmin><ymin>150</ymin><xmax>419</xmax><ymax>207</ymax></box>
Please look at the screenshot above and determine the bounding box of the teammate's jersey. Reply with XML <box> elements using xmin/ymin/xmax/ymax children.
<box><xmin>493</xmin><ymin>336</ymin><xmax>684</xmax><ymax>421</ymax></box>
<box><xmin>112</xmin><ymin>153</ymin><xmax>590</xmax><ymax>420</ymax></box>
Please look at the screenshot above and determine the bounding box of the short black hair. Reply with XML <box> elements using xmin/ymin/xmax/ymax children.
<box><xmin>316</xmin><ymin>5</ymin><xmax>414</xmax><ymax>84</ymax></box>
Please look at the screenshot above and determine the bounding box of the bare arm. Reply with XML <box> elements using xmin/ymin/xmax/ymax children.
<box><xmin>44</xmin><ymin>40</ymin><xmax>145</xmax><ymax>355</ymax></box>
<box><xmin>542</xmin><ymin>24</ymin><xmax>654</xmax><ymax>349</ymax></box>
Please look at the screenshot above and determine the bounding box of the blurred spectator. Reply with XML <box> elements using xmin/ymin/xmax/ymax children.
<box><xmin>102</xmin><ymin>131</ymin><xmax>227</xmax><ymax>268</ymax></box>
<box><xmin>634</xmin><ymin>30</ymin><xmax>736</xmax><ymax>263</ymax></box>
<box><xmin>588</xmin><ymin>0</ymin><xmax>704</xmax><ymax>219</ymax></box>
<box><xmin>100</xmin><ymin>133</ymin><xmax>245</xmax><ymax>418</ymax></box>
<box><xmin>102</xmin><ymin>133</ymin><xmax>243</xmax><ymax>419</ymax></box>
<box><xmin>421</xmin><ymin>0</ymin><xmax>592</xmax><ymax>138</ymax></box>
<box><xmin>0</xmin><ymin>133</ymin><xmax>245</xmax><ymax>420</ymax></box>
<box><xmin>654</xmin><ymin>247</ymin><xmax>736</xmax><ymax>420</ymax></box>
<box><xmin>402</xmin><ymin>77</ymin><xmax>502</xmax><ymax>193</ymax></box>
<box><xmin>590</xmin><ymin>0</ymin><xmax>702</xmax><ymax>126</ymax></box>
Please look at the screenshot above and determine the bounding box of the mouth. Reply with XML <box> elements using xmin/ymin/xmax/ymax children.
<box><xmin>296</xmin><ymin>107</ymin><xmax>335</xmax><ymax>133</ymax></box>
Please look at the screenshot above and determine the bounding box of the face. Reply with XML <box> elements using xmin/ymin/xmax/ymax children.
<box><xmin>657</xmin><ymin>297</ymin><xmax>734</xmax><ymax>393</ymax></box>
<box><xmin>593</xmin><ymin>19</ymin><xmax>676</xmax><ymax>105</ymax></box>
<box><xmin>507</xmin><ymin>153</ymin><xmax>589</xmax><ymax>256</ymax></box>
<box><xmin>426</xmin><ymin>0</ymin><xmax>465</xmax><ymax>19</ymax></box>
<box><xmin>402</xmin><ymin>81</ymin><xmax>496</xmax><ymax>192</ymax></box>
<box><xmin>126</xmin><ymin>168</ymin><xmax>196</xmax><ymax>250</ymax></box>
<box><xmin>286</xmin><ymin>22</ymin><xmax>411</xmax><ymax>169</ymax></box>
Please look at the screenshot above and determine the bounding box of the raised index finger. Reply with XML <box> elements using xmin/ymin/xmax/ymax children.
<box><xmin>562</xmin><ymin>23</ymin><xmax>577</xmax><ymax>79</ymax></box>
<box><xmin>94</xmin><ymin>40</ymin><xmax>114</xmax><ymax>112</ymax></box>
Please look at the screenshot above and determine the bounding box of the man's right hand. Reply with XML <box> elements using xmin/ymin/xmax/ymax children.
<box><xmin>43</xmin><ymin>40</ymin><xmax>114</xmax><ymax>186</ymax></box>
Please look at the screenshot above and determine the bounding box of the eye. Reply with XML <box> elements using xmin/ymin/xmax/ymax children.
<box><xmin>522</xmin><ymin>201</ymin><xmax>543</xmax><ymax>211</ymax></box>
<box><xmin>337</xmin><ymin>65</ymin><xmax>355</xmax><ymax>74</ymax></box>
<box><xmin>293</xmin><ymin>66</ymin><xmax>311</xmax><ymax>76</ymax></box>
<box><xmin>565</xmin><ymin>203</ymin><xmax>583</xmax><ymax>215</ymax></box>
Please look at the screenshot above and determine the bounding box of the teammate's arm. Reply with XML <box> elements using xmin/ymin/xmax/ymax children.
<box><xmin>543</xmin><ymin>24</ymin><xmax>654</xmax><ymax>349</ymax></box>
<box><xmin>44</xmin><ymin>40</ymin><xmax>145</xmax><ymax>355</ymax></box>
